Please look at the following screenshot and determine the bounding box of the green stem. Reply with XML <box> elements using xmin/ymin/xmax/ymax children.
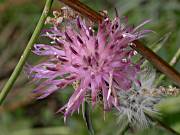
<box><xmin>0</xmin><ymin>0</ymin><xmax>53</xmax><ymax>105</ymax></box>
<box><xmin>145</xmin><ymin>111</ymin><xmax>180</xmax><ymax>135</ymax></box>
<box><xmin>155</xmin><ymin>48</ymin><xmax>180</xmax><ymax>87</ymax></box>
<box><xmin>83</xmin><ymin>102</ymin><xmax>94</xmax><ymax>135</ymax></box>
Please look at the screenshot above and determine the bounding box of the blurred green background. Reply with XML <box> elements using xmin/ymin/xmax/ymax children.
<box><xmin>0</xmin><ymin>0</ymin><xmax>180</xmax><ymax>135</ymax></box>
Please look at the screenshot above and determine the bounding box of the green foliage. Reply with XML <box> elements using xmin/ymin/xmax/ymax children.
<box><xmin>0</xmin><ymin>0</ymin><xmax>180</xmax><ymax>134</ymax></box>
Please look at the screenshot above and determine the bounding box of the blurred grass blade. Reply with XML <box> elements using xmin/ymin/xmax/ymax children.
<box><xmin>155</xmin><ymin>48</ymin><xmax>180</xmax><ymax>86</ymax></box>
<box><xmin>157</xmin><ymin>95</ymin><xmax>180</xmax><ymax>114</ymax></box>
<box><xmin>83</xmin><ymin>102</ymin><xmax>94</xmax><ymax>135</ymax></box>
<box><xmin>0</xmin><ymin>22</ymin><xmax>18</xmax><ymax>52</ymax></box>
<box><xmin>142</xmin><ymin>32</ymin><xmax>171</xmax><ymax>67</ymax></box>
<box><xmin>12</xmin><ymin>127</ymin><xmax>71</xmax><ymax>135</ymax></box>
<box><xmin>151</xmin><ymin>32</ymin><xmax>171</xmax><ymax>52</ymax></box>
<box><xmin>0</xmin><ymin>24</ymin><xmax>34</xmax><ymax>67</ymax></box>
<box><xmin>145</xmin><ymin>111</ymin><xmax>180</xmax><ymax>135</ymax></box>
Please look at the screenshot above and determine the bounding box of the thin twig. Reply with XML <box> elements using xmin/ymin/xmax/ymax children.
<box><xmin>0</xmin><ymin>0</ymin><xmax>53</xmax><ymax>105</ymax></box>
<box><xmin>58</xmin><ymin>0</ymin><xmax>180</xmax><ymax>87</ymax></box>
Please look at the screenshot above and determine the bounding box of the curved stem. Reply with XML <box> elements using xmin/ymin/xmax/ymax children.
<box><xmin>0</xmin><ymin>0</ymin><xmax>53</xmax><ymax>105</ymax></box>
<box><xmin>58</xmin><ymin>0</ymin><xmax>180</xmax><ymax>87</ymax></box>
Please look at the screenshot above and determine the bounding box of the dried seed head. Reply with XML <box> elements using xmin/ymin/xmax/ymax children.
<box><xmin>45</xmin><ymin>6</ymin><xmax>80</xmax><ymax>26</ymax></box>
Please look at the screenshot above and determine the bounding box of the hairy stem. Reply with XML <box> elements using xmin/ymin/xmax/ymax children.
<box><xmin>0</xmin><ymin>0</ymin><xmax>53</xmax><ymax>105</ymax></box>
<box><xmin>58</xmin><ymin>0</ymin><xmax>180</xmax><ymax>87</ymax></box>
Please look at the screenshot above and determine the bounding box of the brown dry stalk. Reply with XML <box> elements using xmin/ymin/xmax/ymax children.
<box><xmin>58</xmin><ymin>0</ymin><xmax>180</xmax><ymax>87</ymax></box>
<box><xmin>133</xmin><ymin>40</ymin><xmax>180</xmax><ymax>87</ymax></box>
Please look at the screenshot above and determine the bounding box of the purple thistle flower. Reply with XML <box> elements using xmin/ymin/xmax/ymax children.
<box><xmin>28</xmin><ymin>16</ymin><xmax>150</xmax><ymax>120</ymax></box>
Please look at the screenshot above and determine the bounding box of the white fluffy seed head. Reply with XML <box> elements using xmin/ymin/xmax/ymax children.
<box><xmin>116</xmin><ymin>67</ymin><xmax>162</xmax><ymax>129</ymax></box>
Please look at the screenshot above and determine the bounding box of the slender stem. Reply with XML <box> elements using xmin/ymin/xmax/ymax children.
<box><xmin>145</xmin><ymin>112</ymin><xmax>180</xmax><ymax>135</ymax></box>
<box><xmin>58</xmin><ymin>0</ymin><xmax>180</xmax><ymax>87</ymax></box>
<box><xmin>0</xmin><ymin>0</ymin><xmax>53</xmax><ymax>105</ymax></box>
<box><xmin>155</xmin><ymin>48</ymin><xmax>180</xmax><ymax>87</ymax></box>
<box><xmin>83</xmin><ymin>102</ymin><xmax>94</xmax><ymax>135</ymax></box>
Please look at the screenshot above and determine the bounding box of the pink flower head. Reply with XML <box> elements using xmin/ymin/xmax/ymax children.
<box><xmin>29</xmin><ymin>16</ymin><xmax>150</xmax><ymax>120</ymax></box>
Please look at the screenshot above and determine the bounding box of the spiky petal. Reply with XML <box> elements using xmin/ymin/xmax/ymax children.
<box><xmin>28</xmin><ymin>16</ymin><xmax>150</xmax><ymax>119</ymax></box>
